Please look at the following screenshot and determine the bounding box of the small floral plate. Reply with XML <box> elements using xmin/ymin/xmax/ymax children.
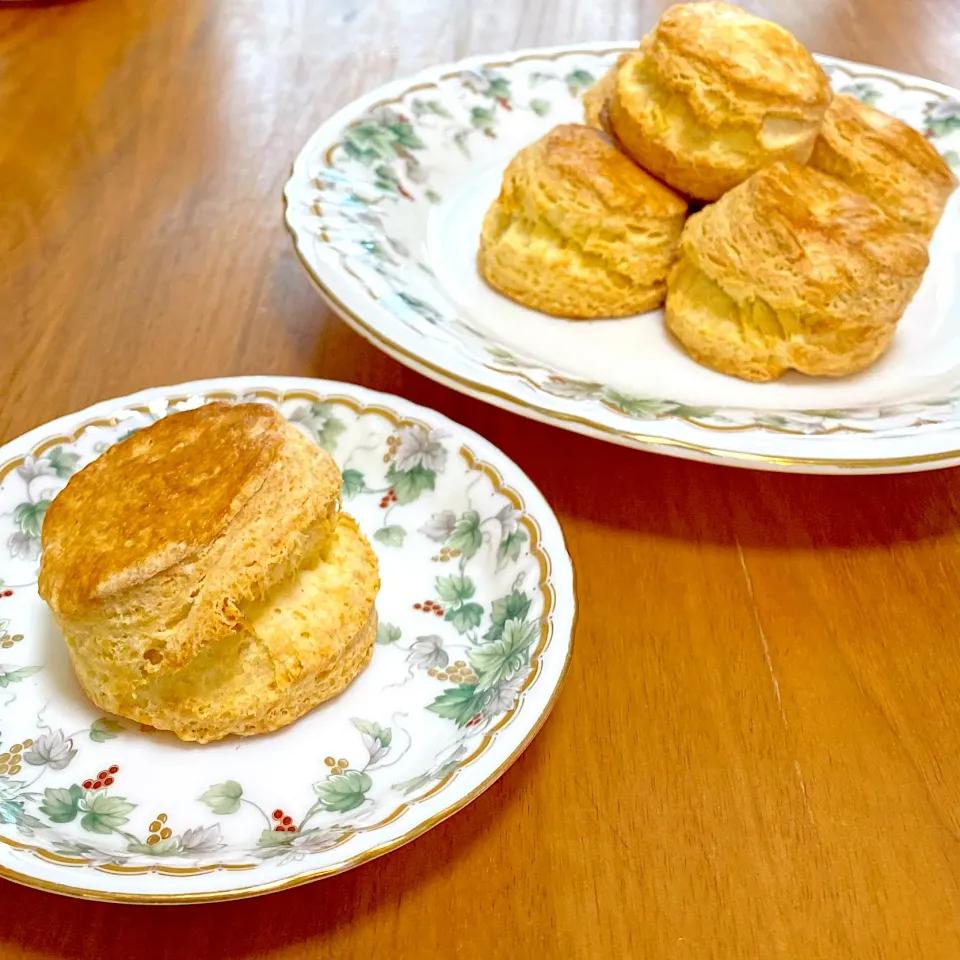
<box><xmin>0</xmin><ymin>377</ymin><xmax>574</xmax><ymax>903</ymax></box>
<box><xmin>284</xmin><ymin>42</ymin><xmax>960</xmax><ymax>474</ymax></box>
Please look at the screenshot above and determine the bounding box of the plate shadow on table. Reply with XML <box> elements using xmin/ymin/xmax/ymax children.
<box><xmin>367</xmin><ymin>369</ymin><xmax>960</xmax><ymax>552</ymax></box>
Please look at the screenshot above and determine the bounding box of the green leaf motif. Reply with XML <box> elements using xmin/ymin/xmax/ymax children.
<box><xmin>374</xmin><ymin>525</ymin><xmax>406</xmax><ymax>548</ymax></box>
<box><xmin>127</xmin><ymin>837</ymin><xmax>181</xmax><ymax>857</ymax></box>
<box><xmin>374</xmin><ymin>163</ymin><xmax>402</xmax><ymax>193</ymax></box>
<box><xmin>352</xmin><ymin>718</ymin><xmax>392</xmax><ymax>748</ymax></box>
<box><xmin>199</xmin><ymin>780</ymin><xmax>243</xmax><ymax>815</ymax></box>
<box><xmin>258</xmin><ymin>828</ymin><xmax>296</xmax><ymax>848</ymax></box>
<box><xmin>386</xmin><ymin>464</ymin><xmax>436</xmax><ymax>504</ymax></box>
<box><xmin>394</xmin><ymin>757</ymin><xmax>461</xmax><ymax>796</ymax></box>
<box><xmin>942</xmin><ymin>149</ymin><xmax>960</xmax><ymax>172</ymax></box>
<box><xmin>341</xmin><ymin>469</ymin><xmax>365</xmax><ymax>499</ymax></box>
<box><xmin>46</xmin><ymin>446</ymin><xmax>81</xmax><ymax>479</ymax></box>
<box><xmin>927</xmin><ymin>115</ymin><xmax>960</xmax><ymax>138</ymax></box>
<box><xmin>0</xmin><ymin>665</ymin><xmax>42</xmax><ymax>688</ymax></box>
<box><xmin>485</xmin><ymin>590</ymin><xmax>532</xmax><ymax>642</ymax></box>
<box><xmin>13</xmin><ymin>500</ymin><xmax>49</xmax><ymax>539</ymax></box>
<box><xmin>565</xmin><ymin>68</ymin><xmax>596</xmax><ymax>93</ymax></box>
<box><xmin>89</xmin><ymin>717</ymin><xmax>124</xmax><ymax>743</ymax></box>
<box><xmin>603</xmin><ymin>390</ymin><xmax>674</xmax><ymax>419</ymax></box>
<box><xmin>427</xmin><ymin>684</ymin><xmax>491</xmax><ymax>727</ymax></box>
<box><xmin>497</xmin><ymin>528</ymin><xmax>528</xmax><ymax>564</ymax></box>
<box><xmin>388</xmin><ymin>121</ymin><xmax>425</xmax><ymax>151</ymax></box>
<box><xmin>0</xmin><ymin>798</ymin><xmax>23</xmax><ymax>825</ymax></box>
<box><xmin>470</xmin><ymin>618</ymin><xmax>539</xmax><ymax>691</ymax></box>
<box><xmin>376</xmin><ymin>622</ymin><xmax>402</xmax><ymax>645</ymax></box>
<box><xmin>470</xmin><ymin>106</ymin><xmax>496</xmax><ymax>132</ymax></box>
<box><xmin>529</xmin><ymin>98</ymin><xmax>551</xmax><ymax>117</ymax></box>
<box><xmin>446</xmin><ymin>602</ymin><xmax>484</xmax><ymax>635</ymax></box>
<box><xmin>315</xmin><ymin>770</ymin><xmax>372</xmax><ymax>813</ymax></box>
<box><xmin>445</xmin><ymin>510</ymin><xmax>482</xmax><ymax>559</ymax></box>
<box><xmin>841</xmin><ymin>82</ymin><xmax>880</xmax><ymax>107</ymax></box>
<box><xmin>314</xmin><ymin>410</ymin><xmax>346</xmax><ymax>452</ymax></box>
<box><xmin>80</xmin><ymin>794</ymin><xmax>135</xmax><ymax>835</ymax></box>
<box><xmin>436</xmin><ymin>574</ymin><xmax>475</xmax><ymax>604</ymax></box>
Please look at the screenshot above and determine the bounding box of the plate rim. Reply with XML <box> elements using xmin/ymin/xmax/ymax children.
<box><xmin>282</xmin><ymin>41</ymin><xmax>960</xmax><ymax>475</ymax></box>
<box><xmin>0</xmin><ymin>375</ymin><xmax>577</xmax><ymax>904</ymax></box>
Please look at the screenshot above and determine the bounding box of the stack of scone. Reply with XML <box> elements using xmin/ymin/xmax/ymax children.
<box><xmin>479</xmin><ymin>1</ymin><xmax>957</xmax><ymax>381</ymax></box>
<box><xmin>38</xmin><ymin>402</ymin><xmax>379</xmax><ymax>743</ymax></box>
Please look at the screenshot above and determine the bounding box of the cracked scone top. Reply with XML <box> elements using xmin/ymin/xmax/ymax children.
<box><xmin>665</xmin><ymin>161</ymin><xmax>929</xmax><ymax>382</ymax></box>
<box><xmin>478</xmin><ymin>123</ymin><xmax>687</xmax><ymax>318</ymax></box>
<box><xmin>810</xmin><ymin>93</ymin><xmax>958</xmax><ymax>237</ymax></box>
<box><xmin>610</xmin><ymin>2</ymin><xmax>832</xmax><ymax>201</ymax></box>
<box><xmin>38</xmin><ymin>401</ymin><xmax>379</xmax><ymax>743</ymax></box>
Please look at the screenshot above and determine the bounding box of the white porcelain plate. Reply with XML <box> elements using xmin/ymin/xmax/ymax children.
<box><xmin>0</xmin><ymin>377</ymin><xmax>574</xmax><ymax>902</ymax></box>
<box><xmin>284</xmin><ymin>43</ymin><xmax>960</xmax><ymax>474</ymax></box>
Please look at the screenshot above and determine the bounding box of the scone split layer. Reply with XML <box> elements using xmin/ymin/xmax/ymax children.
<box><xmin>610</xmin><ymin>2</ymin><xmax>832</xmax><ymax>201</ymax></box>
<box><xmin>39</xmin><ymin>402</ymin><xmax>379</xmax><ymax>742</ymax></box>
<box><xmin>665</xmin><ymin>161</ymin><xmax>929</xmax><ymax>381</ymax></box>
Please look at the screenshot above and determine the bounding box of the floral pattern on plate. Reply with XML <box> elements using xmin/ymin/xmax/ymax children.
<box><xmin>285</xmin><ymin>45</ymin><xmax>960</xmax><ymax>472</ymax></box>
<box><xmin>0</xmin><ymin>377</ymin><xmax>574</xmax><ymax>901</ymax></box>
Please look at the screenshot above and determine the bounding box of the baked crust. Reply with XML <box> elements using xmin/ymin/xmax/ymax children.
<box><xmin>809</xmin><ymin>93</ymin><xmax>958</xmax><ymax>236</ymax></box>
<box><xmin>38</xmin><ymin>402</ymin><xmax>378</xmax><ymax>742</ymax></box>
<box><xmin>478</xmin><ymin>124</ymin><xmax>687</xmax><ymax>318</ymax></box>
<box><xmin>610</xmin><ymin>2</ymin><xmax>832</xmax><ymax>200</ymax></box>
<box><xmin>665</xmin><ymin>161</ymin><xmax>929</xmax><ymax>381</ymax></box>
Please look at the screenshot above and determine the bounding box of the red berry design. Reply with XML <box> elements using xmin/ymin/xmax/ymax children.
<box><xmin>435</xmin><ymin>609</ymin><xmax>443</xmax><ymax>617</ymax></box>
<box><xmin>274</xmin><ymin>824</ymin><xmax>285</xmax><ymax>832</ymax></box>
<box><xmin>98</xmin><ymin>770</ymin><xmax>108</xmax><ymax>780</ymax></box>
<box><xmin>286</xmin><ymin>825</ymin><xmax>296</xmax><ymax>833</ymax></box>
<box><xmin>272</xmin><ymin>809</ymin><xmax>283</xmax><ymax>821</ymax></box>
<box><xmin>1</xmin><ymin>590</ymin><xmax>12</xmax><ymax>598</ymax></box>
<box><xmin>104</xmin><ymin>776</ymin><xmax>114</xmax><ymax>787</ymax></box>
<box><xmin>83</xmin><ymin>779</ymin><xmax>93</xmax><ymax>790</ymax></box>
<box><xmin>93</xmin><ymin>780</ymin><xmax>102</xmax><ymax>790</ymax></box>
<box><xmin>413</xmin><ymin>603</ymin><xmax>422</xmax><ymax>610</ymax></box>
<box><xmin>282</xmin><ymin>815</ymin><xmax>292</xmax><ymax>826</ymax></box>
<box><xmin>108</xmin><ymin>765</ymin><xmax>119</xmax><ymax>774</ymax></box>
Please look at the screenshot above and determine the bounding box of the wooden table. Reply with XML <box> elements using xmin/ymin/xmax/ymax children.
<box><xmin>3</xmin><ymin>0</ymin><xmax>960</xmax><ymax>956</ymax></box>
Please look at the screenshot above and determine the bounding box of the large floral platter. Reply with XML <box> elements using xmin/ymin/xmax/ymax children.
<box><xmin>0</xmin><ymin>377</ymin><xmax>574</xmax><ymax>902</ymax></box>
<box><xmin>285</xmin><ymin>43</ymin><xmax>960</xmax><ymax>474</ymax></box>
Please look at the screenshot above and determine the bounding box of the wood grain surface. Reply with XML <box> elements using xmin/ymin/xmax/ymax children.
<box><xmin>3</xmin><ymin>0</ymin><xmax>960</xmax><ymax>956</ymax></box>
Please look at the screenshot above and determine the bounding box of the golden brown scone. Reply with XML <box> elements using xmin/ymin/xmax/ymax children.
<box><xmin>610</xmin><ymin>2</ymin><xmax>832</xmax><ymax>201</ymax></box>
<box><xmin>809</xmin><ymin>93</ymin><xmax>958</xmax><ymax>236</ymax></box>
<box><xmin>665</xmin><ymin>161</ymin><xmax>929</xmax><ymax>381</ymax></box>
<box><xmin>39</xmin><ymin>402</ymin><xmax>379</xmax><ymax>742</ymax></box>
<box><xmin>478</xmin><ymin>124</ymin><xmax>688</xmax><ymax>318</ymax></box>
<box><xmin>582</xmin><ymin>54</ymin><xmax>631</xmax><ymax>134</ymax></box>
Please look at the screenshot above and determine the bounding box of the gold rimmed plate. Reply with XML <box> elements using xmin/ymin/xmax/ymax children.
<box><xmin>284</xmin><ymin>43</ymin><xmax>960</xmax><ymax>474</ymax></box>
<box><xmin>0</xmin><ymin>376</ymin><xmax>574</xmax><ymax>902</ymax></box>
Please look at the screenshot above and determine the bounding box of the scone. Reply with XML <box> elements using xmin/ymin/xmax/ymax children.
<box><xmin>478</xmin><ymin>124</ymin><xmax>688</xmax><ymax>318</ymax></box>
<box><xmin>582</xmin><ymin>53</ymin><xmax>630</xmax><ymax>134</ymax></box>
<box><xmin>665</xmin><ymin>161</ymin><xmax>929</xmax><ymax>381</ymax></box>
<box><xmin>38</xmin><ymin>401</ymin><xmax>379</xmax><ymax>743</ymax></box>
<box><xmin>609</xmin><ymin>2</ymin><xmax>832</xmax><ymax>201</ymax></box>
<box><xmin>809</xmin><ymin>93</ymin><xmax>958</xmax><ymax>236</ymax></box>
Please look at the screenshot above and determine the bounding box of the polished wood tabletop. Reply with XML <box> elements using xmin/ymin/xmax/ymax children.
<box><xmin>3</xmin><ymin>0</ymin><xmax>960</xmax><ymax>956</ymax></box>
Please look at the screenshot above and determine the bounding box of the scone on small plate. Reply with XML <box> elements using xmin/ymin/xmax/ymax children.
<box><xmin>38</xmin><ymin>401</ymin><xmax>379</xmax><ymax>743</ymax></box>
<box><xmin>609</xmin><ymin>1</ymin><xmax>832</xmax><ymax>201</ymax></box>
<box><xmin>809</xmin><ymin>93</ymin><xmax>959</xmax><ymax>237</ymax></box>
<box><xmin>478</xmin><ymin>123</ymin><xmax>687</xmax><ymax>319</ymax></box>
<box><xmin>665</xmin><ymin>161</ymin><xmax>929</xmax><ymax>382</ymax></box>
